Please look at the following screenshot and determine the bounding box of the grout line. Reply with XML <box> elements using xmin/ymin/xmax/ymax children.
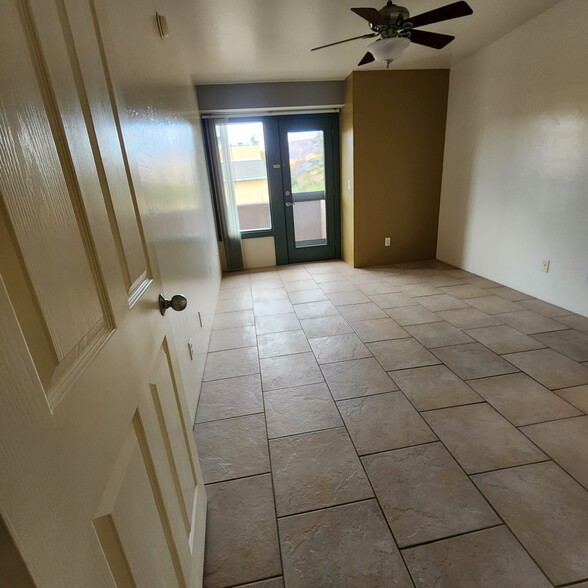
<box><xmin>398</xmin><ymin>522</ymin><xmax>505</xmax><ymax>551</ymax></box>
<box><xmin>203</xmin><ymin>471</ymin><xmax>273</xmax><ymax>488</ymax></box>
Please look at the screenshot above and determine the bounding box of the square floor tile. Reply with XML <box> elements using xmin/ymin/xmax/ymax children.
<box><xmin>195</xmin><ymin>414</ymin><xmax>270</xmax><ymax>483</ymax></box>
<box><xmin>522</xmin><ymin>416</ymin><xmax>588</xmax><ymax>489</ymax></box>
<box><xmin>213</xmin><ymin>310</ymin><xmax>255</xmax><ymax>330</ymax></box>
<box><xmin>208</xmin><ymin>326</ymin><xmax>257</xmax><ymax>352</ymax></box>
<box><xmin>309</xmin><ymin>333</ymin><xmax>371</xmax><ymax>364</ymax></box>
<box><xmin>473</xmin><ymin>462</ymin><xmax>588</xmax><ymax>586</ymax></box>
<box><xmin>390</xmin><ymin>365</ymin><xmax>482</xmax><ymax>411</ymax></box>
<box><xmin>519</xmin><ymin>298</ymin><xmax>572</xmax><ymax>317</ymax></box>
<box><xmin>293</xmin><ymin>300</ymin><xmax>338</xmax><ymax>320</ymax></box>
<box><xmin>363</xmin><ymin>443</ymin><xmax>499</xmax><ymax>547</ymax></box>
<box><xmin>440</xmin><ymin>284</ymin><xmax>490</xmax><ymax>299</ymax></box>
<box><xmin>196</xmin><ymin>374</ymin><xmax>263</xmax><ymax>423</ymax></box>
<box><xmin>489</xmin><ymin>285</ymin><xmax>532</xmax><ymax>301</ymax></box>
<box><xmin>300</xmin><ymin>315</ymin><xmax>353</xmax><ymax>338</ymax></box>
<box><xmin>327</xmin><ymin>290</ymin><xmax>370</xmax><ymax>306</ymax></box>
<box><xmin>368</xmin><ymin>338</ymin><xmax>440</xmax><ymax>371</ymax></box>
<box><xmin>254</xmin><ymin>299</ymin><xmax>294</xmax><ymax>317</ymax></box>
<box><xmin>270</xmin><ymin>428</ymin><xmax>373</xmax><ymax>516</ymax></box>
<box><xmin>497</xmin><ymin>310</ymin><xmax>569</xmax><ymax>334</ymax></box>
<box><xmin>504</xmin><ymin>348</ymin><xmax>588</xmax><ymax>389</ymax></box>
<box><xmin>466</xmin><ymin>296</ymin><xmax>524</xmax><ymax>314</ymax></box>
<box><xmin>337</xmin><ymin>392</ymin><xmax>436</xmax><ymax>455</ymax></box>
<box><xmin>437</xmin><ymin>308</ymin><xmax>502</xmax><ymax>330</ymax></box>
<box><xmin>465</xmin><ymin>276</ymin><xmax>501</xmax><ymax>288</ymax></box>
<box><xmin>357</xmin><ymin>281</ymin><xmax>402</xmax><ymax>295</ymax></box>
<box><xmin>423</xmin><ymin>403</ymin><xmax>546</xmax><ymax>473</ymax></box>
<box><xmin>384</xmin><ymin>274</ymin><xmax>426</xmax><ymax>286</ymax></box>
<box><xmin>403</xmin><ymin>526</ymin><xmax>551</xmax><ymax>588</ymax></box>
<box><xmin>321</xmin><ymin>357</ymin><xmax>397</xmax><ymax>400</ymax></box>
<box><xmin>406</xmin><ymin>321</ymin><xmax>474</xmax><ymax>348</ymax></box>
<box><xmin>386</xmin><ymin>305</ymin><xmax>441</xmax><ymax>326</ymax></box>
<box><xmin>369</xmin><ymin>292</ymin><xmax>416</xmax><ymax>309</ymax></box>
<box><xmin>278</xmin><ymin>500</ymin><xmax>412</xmax><ymax>588</ymax></box>
<box><xmin>432</xmin><ymin>343</ymin><xmax>518</xmax><ymax>380</ymax></box>
<box><xmin>464</xmin><ymin>325</ymin><xmax>544</xmax><ymax>354</ymax></box>
<box><xmin>557</xmin><ymin>314</ymin><xmax>588</xmax><ymax>333</ymax></box>
<box><xmin>468</xmin><ymin>373</ymin><xmax>581</xmax><ymax>426</ymax></box>
<box><xmin>204</xmin><ymin>475</ymin><xmax>281</xmax><ymax>588</ymax></box>
<box><xmin>216</xmin><ymin>297</ymin><xmax>253</xmax><ymax>314</ymax></box>
<box><xmin>283</xmin><ymin>279</ymin><xmax>319</xmax><ymax>293</ymax></box>
<box><xmin>534</xmin><ymin>329</ymin><xmax>588</xmax><ymax>362</ymax></box>
<box><xmin>260</xmin><ymin>352</ymin><xmax>323</xmax><ymax>391</ymax></box>
<box><xmin>414</xmin><ymin>294</ymin><xmax>469</xmax><ymax>312</ymax></box>
<box><xmin>319</xmin><ymin>280</ymin><xmax>357</xmax><ymax>294</ymax></box>
<box><xmin>338</xmin><ymin>302</ymin><xmax>387</xmax><ymax>321</ymax></box>
<box><xmin>350</xmin><ymin>318</ymin><xmax>409</xmax><ymax>343</ymax></box>
<box><xmin>264</xmin><ymin>383</ymin><xmax>343</xmax><ymax>438</ymax></box>
<box><xmin>203</xmin><ymin>347</ymin><xmax>260</xmax><ymax>381</ymax></box>
<box><xmin>257</xmin><ymin>330</ymin><xmax>310</xmax><ymax>358</ymax></box>
<box><xmin>218</xmin><ymin>286</ymin><xmax>250</xmax><ymax>301</ymax></box>
<box><xmin>255</xmin><ymin>313</ymin><xmax>301</xmax><ymax>335</ymax></box>
<box><xmin>252</xmin><ymin>287</ymin><xmax>288</xmax><ymax>302</ymax></box>
<box><xmin>287</xmin><ymin>289</ymin><xmax>327</xmax><ymax>305</ymax></box>
<box><xmin>556</xmin><ymin>384</ymin><xmax>588</xmax><ymax>413</ymax></box>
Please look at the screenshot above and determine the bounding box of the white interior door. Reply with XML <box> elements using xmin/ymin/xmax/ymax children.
<box><xmin>0</xmin><ymin>0</ymin><xmax>206</xmax><ymax>586</ymax></box>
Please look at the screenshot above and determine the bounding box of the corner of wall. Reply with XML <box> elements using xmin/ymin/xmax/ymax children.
<box><xmin>340</xmin><ymin>74</ymin><xmax>355</xmax><ymax>266</ymax></box>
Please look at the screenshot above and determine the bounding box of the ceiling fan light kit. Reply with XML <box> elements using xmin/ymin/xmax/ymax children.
<box><xmin>311</xmin><ymin>0</ymin><xmax>473</xmax><ymax>67</ymax></box>
<box><xmin>367</xmin><ymin>37</ymin><xmax>411</xmax><ymax>67</ymax></box>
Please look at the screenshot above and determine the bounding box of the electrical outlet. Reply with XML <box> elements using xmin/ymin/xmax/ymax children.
<box><xmin>384</xmin><ymin>237</ymin><xmax>391</xmax><ymax>247</ymax></box>
<box><xmin>347</xmin><ymin>179</ymin><xmax>351</xmax><ymax>191</ymax></box>
<box><xmin>541</xmin><ymin>260</ymin><xmax>550</xmax><ymax>273</ymax></box>
<box><xmin>188</xmin><ymin>338</ymin><xmax>194</xmax><ymax>361</ymax></box>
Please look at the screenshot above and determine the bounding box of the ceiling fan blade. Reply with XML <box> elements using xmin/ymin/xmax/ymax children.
<box><xmin>358</xmin><ymin>52</ymin><xmax>375</xmax><ymax>66</ymax></box>
<box><xmin>408</xmin><ymin>1</ymin><xmax>473</xmax><ymax>29</ymax></box>
<box><xmin>351</xmin><ymin>7</ymin><xmax>388</xmax><ymax>25</ymax></box>
<box><xmin>409</xmin><ymin>29</ymin><xmax>455</xmax><ymax>49</ymax></box>
<box><xmin>311</xmin><ymin>33</ymin><xmax>377</xmax><ymax>52</ymax></box>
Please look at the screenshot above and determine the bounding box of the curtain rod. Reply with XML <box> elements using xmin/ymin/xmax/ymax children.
<box><xmin>201</xmin><ymin>107</ymin><xmax>340</xmax><ymax>119</ymax></box>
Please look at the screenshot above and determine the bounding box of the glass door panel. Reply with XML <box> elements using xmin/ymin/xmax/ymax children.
<box><xmin>287</xmin><ymin>130</ymin><xmax>327</xmax><ymax>247</ymax></box>
<box><xmin>279</xmin><ymin>117</ymin><xmax>338</xmax><ymax>263</ymax></box>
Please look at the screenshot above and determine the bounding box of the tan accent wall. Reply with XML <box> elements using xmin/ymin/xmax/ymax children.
<box><xmin>340</xmin><ymin>74</ymin><xmax>355</xmax><ymax>265</ymax></box>
<box><xmin>342</xmin><ymin>70</ymin><xmax>449</xmax><ymax>267</ymax></box>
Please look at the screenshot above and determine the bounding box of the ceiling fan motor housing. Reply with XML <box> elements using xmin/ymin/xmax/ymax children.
<box><xmin>377</xmin><ymin>2</ymin><xmax>411</xmax><ymax>38</ymax></box>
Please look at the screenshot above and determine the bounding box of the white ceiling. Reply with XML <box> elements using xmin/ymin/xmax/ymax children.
<box><xmin>189</xmin><ymin>0</ymin><xmax>561</xmax><ymax>84</ymax></box>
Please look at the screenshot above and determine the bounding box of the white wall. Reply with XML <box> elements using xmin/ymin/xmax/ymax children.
<box><xmin>437</xmin><ymin>0</ymin><xmax>588</xmax><ymax>317</ymax></box>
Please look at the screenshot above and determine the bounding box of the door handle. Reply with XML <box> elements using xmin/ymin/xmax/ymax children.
<box><xmin>159</xmin><ymin>293</ymin><xmax>188</xmax><ymax>316</ymax></box>
<box><xmin>285</xmin><ymin>191</ymin><xmax>291</xmax><ymax>196</ymax></box>
<box><xmin>285</xmin><ymin>202</ymin><xmax>293</xmax><ymax>207</ymax></box>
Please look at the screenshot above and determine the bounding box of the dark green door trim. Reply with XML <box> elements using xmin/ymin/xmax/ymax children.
<box><xmin>276</xmin><ymin>114</ymin><xmax>340</xmax><ymax>264</ymax></box>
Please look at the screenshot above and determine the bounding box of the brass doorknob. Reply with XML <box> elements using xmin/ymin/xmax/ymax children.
<box><xmin>159</xmin><ymin>293</ymin><xmax>188</xmax><ymax>316</ymax></box>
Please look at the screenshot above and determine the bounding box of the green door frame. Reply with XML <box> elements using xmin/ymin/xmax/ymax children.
<box><xmin>276</xmin><ymin>115</ymin><xmax>341</xmax><ymax>264</ymax></box>
<box><xmin>218</xmin><ymin>113</ymin><xmax>340</xmax><ymax>266</ymax></box>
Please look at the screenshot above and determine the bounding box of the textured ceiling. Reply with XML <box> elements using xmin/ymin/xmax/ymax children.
<box><xmin>188</xmin><ymin>0</ymin><xmax>562</xmax><ymax>83</ymax></box>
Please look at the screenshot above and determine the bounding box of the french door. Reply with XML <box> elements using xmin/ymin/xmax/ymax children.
<box><xmin>277</xmin><ymin>116</ymin><xmax>340</xmax><ymax>263</ymax></box>
<box><xmin>212</xmin><ymin>115</ymin><xmax>340</xmax><ymax>265</ymax></box>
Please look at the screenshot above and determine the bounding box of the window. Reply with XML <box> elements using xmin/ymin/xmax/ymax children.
<box><xmin>218</xmin><ymin>121</ymin><xmax>272</xmax><ymax>232</ymax></box>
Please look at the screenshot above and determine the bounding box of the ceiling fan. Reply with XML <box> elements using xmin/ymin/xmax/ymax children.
<box><xmin>311</xmin><ymin>1</ymin><xmax>473</xmax><ymax>67</ymax></box>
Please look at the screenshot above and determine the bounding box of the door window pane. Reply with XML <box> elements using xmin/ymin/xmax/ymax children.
<box><xmin>287</xmin><ymin>130</ymin><xmax>327</xmax><ymax>247</ymax></box>
<box><xmin>287</xmin><ymin>131</ymin><xmax>325</xmax><ymax>194</ymax></box>
<box><xmin>220</xmin><ymin>121</ymin><xmax>271</xmax><ymax>232</ymax></box>
<box><xmin>292</xmin><ymin>199</ymin><xmax>327</xmax><ymax>247</ymax></box>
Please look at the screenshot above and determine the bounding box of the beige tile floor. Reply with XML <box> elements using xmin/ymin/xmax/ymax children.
<box><xmin>194</xmin><ymin>259</ymin><xmax>588</xmax><ymax>588</ymax></box>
